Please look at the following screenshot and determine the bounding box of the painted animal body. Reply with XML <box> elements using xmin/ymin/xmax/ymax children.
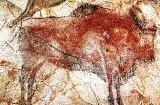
<box><xmin>8</xmin><ymin>0</ymin><xmax>160</xmax><ymax>29</ymax></box>
<box><xmin>8</xmin><ymin>0</ymin><xmax>158</xmax><ymax>104</ymax></box>
<box><xmin>19</xmin><ymin>8</ymin><xmax>156</xmax><ymax>105</ymax></box>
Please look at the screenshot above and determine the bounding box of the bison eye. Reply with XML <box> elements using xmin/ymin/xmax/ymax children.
<box><xmin>106</xmin><ymin>49</ymin><xmax>109</xmax><ymax>52</ymax></box>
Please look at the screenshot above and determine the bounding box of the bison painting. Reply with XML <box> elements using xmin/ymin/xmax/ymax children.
<box><xmin>17</xmin><ymin>7</ymin><xmax>156</xmax><ymax>104</ymax></box>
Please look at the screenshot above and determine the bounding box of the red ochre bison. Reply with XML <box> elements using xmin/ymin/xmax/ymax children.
<box><xmin>18</xmin><ymin>8</ymin><xmax>156</xmax><ymax>105</ymax></box>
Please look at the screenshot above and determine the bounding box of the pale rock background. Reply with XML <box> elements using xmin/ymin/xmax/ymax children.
<box><xmin>0</xmin><ymin>0</ymin><xmax>160</xmax><ymax>105</ymax></box>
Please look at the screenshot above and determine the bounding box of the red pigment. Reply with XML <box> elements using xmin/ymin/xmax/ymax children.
<box><xmin>26</xmin><ymin>8</ymin><xmax>156</xmax><ymax>74</ymax></box>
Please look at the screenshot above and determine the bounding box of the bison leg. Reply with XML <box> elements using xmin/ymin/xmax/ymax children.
<box><xmin>19</xmin><ymin>66</ymin><xmax>28</xmax><ymax>105</ymax></box>
<box><xmin>19</xmin><ymin>59</ymin><xmax>46</xmax><ymax>105</ymax></box>
<box><xmin>26</xmin><ymin>60</ymin><xmax>47</xmax><ymax>104</ymax></box>
<box><xmin>104</xmin><ymin>46</ymin><xmax>119</xmax><ymax>105</ymax></box>
<box><xmin>106</xmin><ymin>68</ymin><xmax>115</xmax><ymax>105</ymax></box>
<box><xmin>115</xmin><ymin>78</ymin><xmax>124</xmax><ymax>105</ymax></box>
<box><xmin>108</xmin><ymin>80</ymin><xmax>115</xmax><ymax>105</ymax></box>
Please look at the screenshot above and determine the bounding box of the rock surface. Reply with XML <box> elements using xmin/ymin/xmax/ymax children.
<box><xmin>0</xmin><ymin>0</ymin><xmax>160</xmax><ymax>105</ymax></box>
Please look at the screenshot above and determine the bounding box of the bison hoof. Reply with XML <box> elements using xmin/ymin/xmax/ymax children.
<box><xmin>108</xmin><ymin>94</ymin><xmax>114</xmax><ymax>105</ymax></box>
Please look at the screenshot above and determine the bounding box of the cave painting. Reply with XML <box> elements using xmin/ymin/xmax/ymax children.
<box><xmin>0</xmin><ymin>0</ymin><xmax>159</xmax><ymax>105</ymax></box>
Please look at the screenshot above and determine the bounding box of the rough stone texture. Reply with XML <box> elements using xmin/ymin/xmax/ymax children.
<box><xmin>0</xmin><ymin>0</ymin><xmax>160</xmax><ymax>105</ymax></box>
